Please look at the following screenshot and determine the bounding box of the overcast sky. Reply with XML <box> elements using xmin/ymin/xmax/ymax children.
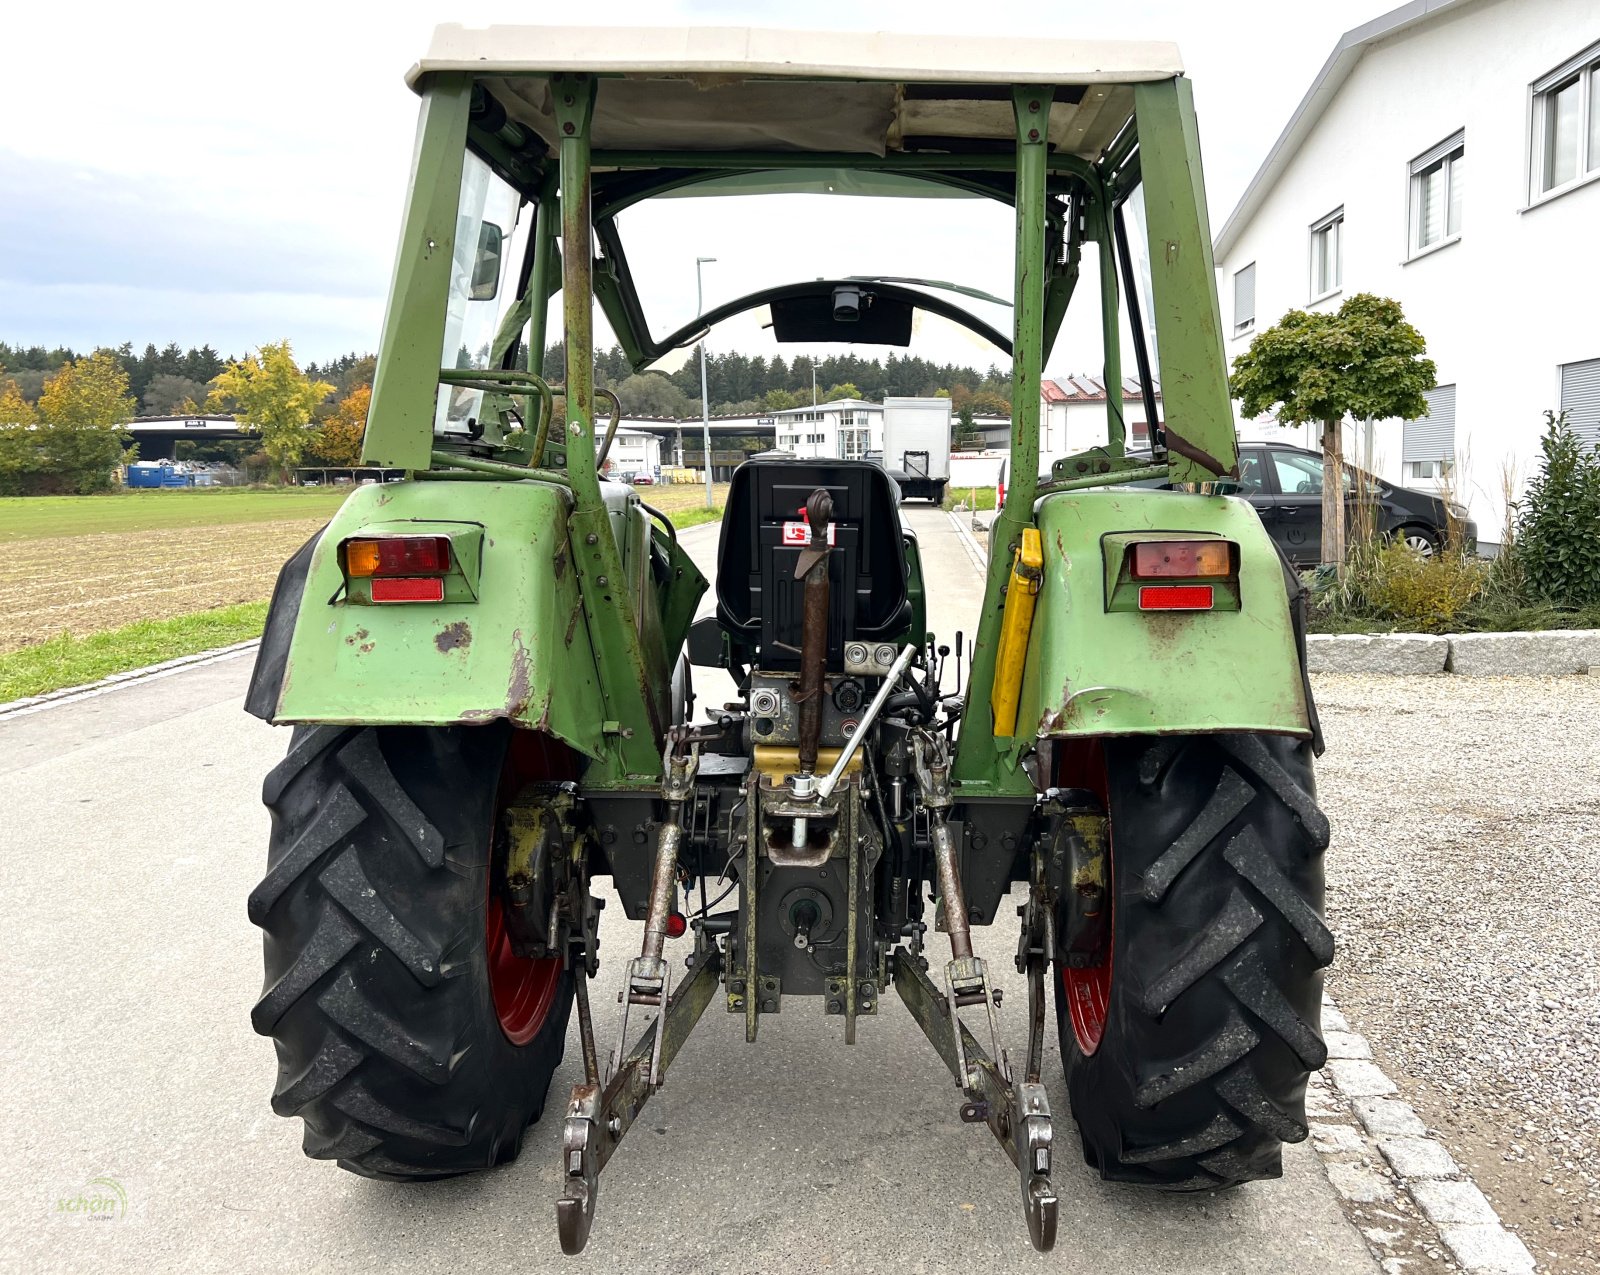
<box><xmin>0</xmin><ymin>0</ymin><xmax>1394</xmax><ymax>376</ymax></box>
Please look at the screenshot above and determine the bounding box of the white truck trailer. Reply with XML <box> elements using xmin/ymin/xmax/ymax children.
<box><xmin>880</xmin><ymin>396</ymin><xmax>951</xmax><ymax>502</ymax></box>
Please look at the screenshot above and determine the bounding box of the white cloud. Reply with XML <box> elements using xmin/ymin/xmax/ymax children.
<box><xmin>2</xmin><ymin>0</ymin><xmax>1382</xmax><ymax>369</ymax></box>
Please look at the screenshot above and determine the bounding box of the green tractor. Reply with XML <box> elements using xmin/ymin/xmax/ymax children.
<box><xmin>246</xmin><ymin>25</ymin><xmax>1330</xmax><ymax>1254</ymax></box>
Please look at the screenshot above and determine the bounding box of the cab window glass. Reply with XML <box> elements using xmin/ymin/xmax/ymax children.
<box><xmin>1235</xmin><ymin>453</ymin><xmax>1264</xmax><ymax>493</ymax></box>
<box><xmin>1272</xmin><ymin>451</ymin><xmax>1350</xmax><ymax>494</ymax></box>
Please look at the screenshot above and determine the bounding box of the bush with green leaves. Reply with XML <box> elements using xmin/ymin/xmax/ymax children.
<box><xmin>1516</xmin><ymin>411</ymin><xmax>1600</xmax><ymax>609</ymax></box>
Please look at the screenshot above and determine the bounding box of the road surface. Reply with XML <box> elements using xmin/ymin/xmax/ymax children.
<box><xmin>0</xmin><ymin>505</ymin><xmax>1378</xmax><ymax>1274</ymax></box>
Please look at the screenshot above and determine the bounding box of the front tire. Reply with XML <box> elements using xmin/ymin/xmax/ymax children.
<box><xmin>249</xmin><ymin>724</ymin><xmax>574</xmax><ymax>1179</ymax></box>
<box><xmin>1055</xmin><ymin>733</ymin><xmax>1333</xmax><ymax>1188</ymax></box>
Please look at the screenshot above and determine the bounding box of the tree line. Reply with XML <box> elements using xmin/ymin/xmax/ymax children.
<box><xmin>535</xmin><ymin>343</ymin><xmax>1013</xmax><ymax>419</ymax></box>
<box><xmin>0</xmin><ymin>336</ymin><xmax>1014</xmax><ymax>495</ymax></box>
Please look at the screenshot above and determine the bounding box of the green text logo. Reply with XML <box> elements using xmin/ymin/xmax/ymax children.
<box><xmin>56</xmin><ymin>1176</ymin><xmax>127</xmax><ymax>1222</ymax></box>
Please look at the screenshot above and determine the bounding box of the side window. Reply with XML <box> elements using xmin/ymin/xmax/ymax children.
<box><xmin>1272</xmin><ymin>450</ymin><xmax>1352</xmax><ymax>495</ymax></box>
<box><xmin>1235</xmin><ymin>451</ymin><xmax>1265</xmax><ymax>493</ymax></box>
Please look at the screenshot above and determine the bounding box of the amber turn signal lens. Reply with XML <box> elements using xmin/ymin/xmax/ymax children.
<box><xmin>344</xmin><ymin>536</ymin><xmax>451</xmax><ymax>578</ymax></box>
<box><xmin>1129</xmin><ymin>540</ymin><xmax>1234</xmax><ymax>579</ymax></box>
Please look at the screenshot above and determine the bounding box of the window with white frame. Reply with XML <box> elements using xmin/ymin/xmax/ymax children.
<box><xmin>1560</xmin><ymin>357</ymin><xmax>1600</xmax><ymax>451</ymax></box>
<box><xmin>1403</xmin><ymin>384</ymin><xmax>1456</xmax><ymax>482</ymax></box>
<box><xmin>1233</xmin><ymin>262</ymin><xmax>1256</xmax><ymax>334</ymax></box>
<box><xmin>839</xmin><ymin>426</ymin><xmax>870</xmax><ymax>459</ymax></box>
<box><xmin>1409</xmin><ymin>131</ymin><xmax>1464</xmax><ymax>254</ymax></box>
<box><xmin>1531</xmin><ymin>42</ymin><xmax>1600</xmax><ymax>199</ymax></box>
<box><xmin>1310</xmin><ymin>208</ymin><xmax>1343</xmax><ymax>299</ymax></box>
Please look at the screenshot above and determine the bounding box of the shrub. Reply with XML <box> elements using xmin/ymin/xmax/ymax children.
<box><xmin>1515</xmin><ymin>411</ymin><xmax>1600</xmax><ymax>608</ymax></box>
<box><xmin>1344</xmin><ymin>540</ymin><xmax>1478</xmax><ymax>633</ymax></box>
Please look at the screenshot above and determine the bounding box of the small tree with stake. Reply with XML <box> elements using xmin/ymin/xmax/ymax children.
<box><xmin>1230</xmin><ymin>293</ymin><xmax>1435</xmax><ymax>575</ymax></box>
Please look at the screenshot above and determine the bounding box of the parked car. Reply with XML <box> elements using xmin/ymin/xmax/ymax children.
<box><xmin>1124</xmin><ymin>443</ymin><xmax>1475</xmax><ymax>567</ymax></box>
<box><xmin>631</xmin><ymin>472</ymin><xmax>655</xmax><ymax>485</ymax></box>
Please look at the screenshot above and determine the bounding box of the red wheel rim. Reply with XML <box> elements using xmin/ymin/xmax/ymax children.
<box><xmin>1063</xmin><ymin>956</ymin><xmax>1111</xmax><ymax>1056</ymax></box>
<box><xmin>486</xmin><ymin>732</ymin><xmax>571</xmax><ymax>1046</ymax></box>
<box><xmin>486</xmin><ymin>890</ymin><xmax>562</xmax><ymax>1045</ymax></box>
<box><xmin>1057</xmin><ymin>740</ymin><xmax>1114</xmax><ymax>1057</ymax></box>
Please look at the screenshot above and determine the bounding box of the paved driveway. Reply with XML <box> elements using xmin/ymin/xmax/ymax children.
<box><xmin>0</xmin><ymin>507</ymin><xmax>1378</xmax><ymax>1274</ymax></box>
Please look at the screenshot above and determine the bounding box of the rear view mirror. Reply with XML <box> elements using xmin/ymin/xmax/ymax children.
<box><xmin>470</xmin><ymin>222</ymin><xmax>504</xmax><ymax>301</ymax></box>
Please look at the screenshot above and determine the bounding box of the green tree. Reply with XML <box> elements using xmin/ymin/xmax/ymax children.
<box><xmin>0</xmin><ymin>377</ymin><xmax>36</xmax><ymax>425</ymax></box>
<box><xmin>614</xmin><ymin>372</ymin><xmax>694</xmax><ymax>418</ymax></box>
<box><xmin>1230</xmin><ymin>293</ymin><xmax>1435</xmax><ymax>572</ymax></box>
<box><xmin>824</xmin><ymin>382</ymin><xmax>861</xmax><ymax>402</ymax></box>
<box><xmin>142</xmin><ymin>373</ymin><xmax>211</xmax><ymax>416</ymax></box>
<box><xmin>1516</xmin><ymin>410</ymin><xmax>1600</xmax><ymax>608</ymax></box>
<box><xmin>310</xmin><ymin>384</ymin><xmax>371</xmax><ymax>468</ymax></box>
<box><xmin>36</xmin><ymin>352</ymin><xmax>137</xmax><ymax>493</ymax></box>
<box><xmin>208</xmin><ymin>341</ymin><xmax>334</xmax><ymax>482</ymax></box>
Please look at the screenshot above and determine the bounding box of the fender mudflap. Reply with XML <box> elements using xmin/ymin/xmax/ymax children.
<box><xmin>245</xmin><ymin>530</ymin><xmax>322</xmax><ymax>721</ymax></box>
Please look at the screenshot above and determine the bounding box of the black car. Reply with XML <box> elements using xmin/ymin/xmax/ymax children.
<box><xmin>1229</xmin><ymin>443</ymin><xmax>1475</xmax><ymax>567</ymax></box>
<box><xmin>1115</xmin><ymin>443</ymin><xmax>1475</xmax><ymax>568</ymax></box>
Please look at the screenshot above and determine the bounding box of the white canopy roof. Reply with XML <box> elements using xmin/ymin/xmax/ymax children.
<box><xmin>409</xmin><ymin>25</ymin><xmax>1183</xmax><ymax>161</ymax></box>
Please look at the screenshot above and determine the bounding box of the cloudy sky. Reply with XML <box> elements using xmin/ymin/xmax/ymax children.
<box><xmin>0</xmin><ymin>0</ymin><xmax>1392</xmax><ymax>375</ymax></box>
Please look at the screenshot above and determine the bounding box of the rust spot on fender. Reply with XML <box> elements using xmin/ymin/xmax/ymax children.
<box><xmin>553</xmin><ymin>544</ymin><xmax>569</xmax><ymax>581</ymax></box>
<box><xmin>507</xmin><ymin>629</ymin><xmax>533</xmax><ymax>715</ymax></box>
<box><xmin>435</xmin><ymin>621</ymin><xmax>472</xmax><ymax>654</ymax></box>
<box><xmin>564</xmin><ymin>605</ymin><xmax>580</xmax><ymax>647</ymax></box>
<box><xmin>344</xmin><ymin>626</ymin><xmax>370</xmax><ymax>647</ymax></box>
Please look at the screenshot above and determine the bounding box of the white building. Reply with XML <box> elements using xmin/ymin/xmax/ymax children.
<box><xmin>1213</xmin><ymin>0</ymin><xmax>1600</xmax><ymax>544</ymax></box>
<box><xmin>977</xmin><ymin>377</ymin><xmax>1160</xmax><ymax>469</ymax></box>
<box><xmin>771</xmin><ymin>399</ymin><xmax>883</xmax><ymax>459</ymax></box>
<box><xmin>600</xmin><ymin>425</ymin><xmax>663</xmax><ymax>480</ymax></box>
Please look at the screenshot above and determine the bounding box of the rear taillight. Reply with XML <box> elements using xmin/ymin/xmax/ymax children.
<box><xmin>369</xmin><ymin>577</ymin><xmax>446</xmax><ymax>604</ymax></box>
<box><xmin>344</xmin><ymin>536</ymin><xmax>451</xmax><ymax>578</ymax></box>
<box><xmin>1129</xmin><ymin>540</ymin><xmax>1234</xmax><ymax>579</ymax></box>
<box><xmin>1138</xmin><ymin>584</ymin><xmax>1214</xmax><ymax>611</ymax></box>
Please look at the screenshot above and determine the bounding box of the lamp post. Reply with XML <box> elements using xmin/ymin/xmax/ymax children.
<box><xmin>696</xmin><ymin>256</ymin><xmax>717</xmax><ymax>508</ymax></box>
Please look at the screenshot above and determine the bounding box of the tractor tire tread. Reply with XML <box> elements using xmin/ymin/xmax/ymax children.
<box><xmin>250</xmin><ymin>724</ymin><xmax>572</xmax><ymax>1180</ymax></box>
<box><xmin>1060</xmin><ymin>732</ymin><xmax>1330</xmax><ymax>1189</ymax></box>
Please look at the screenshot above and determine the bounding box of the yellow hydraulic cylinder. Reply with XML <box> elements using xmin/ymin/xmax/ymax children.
<box><xmin>990</xmin><ymin>526</ymin><xmax>1044</xmax><ymax>737</ymax></box>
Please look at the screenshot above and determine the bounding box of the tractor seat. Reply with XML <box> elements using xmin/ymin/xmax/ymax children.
<box><xmin>715</xmin><ymin>458</ymin><xmax>910</xmax><ymax>671</ymax></box>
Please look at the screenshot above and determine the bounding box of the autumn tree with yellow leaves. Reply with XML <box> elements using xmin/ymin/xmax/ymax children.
<box><xmin>207</xmin><ymin>340</ymin><xmax>333</xmax><ymax>482</ymax></box>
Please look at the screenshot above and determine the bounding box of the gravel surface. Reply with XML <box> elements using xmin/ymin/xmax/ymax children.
<box><xmin>1314</xmin><ymin>672</ymin><xmax>1600</xmax><ymax>1273</ymax></box>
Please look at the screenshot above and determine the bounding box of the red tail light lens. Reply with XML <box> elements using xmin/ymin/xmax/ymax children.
<box><xmin>370</xmin><ymin>577</ymin><xmax>446</xmax><ymax>604</ymax></box>
<box><xmin>344</xmin><ymin>536</ymin><xmax>451</xmax><ymax>578</ymax></box>
<box><xmin>1129</xmin><ymin>540</ymin><xmax>1234</xmax><ymax>579</ymax></box>
<box><xmin>1138</xmin><ymin>584</ymin><xmax>1214</xmax><ymax>611</ymax></box>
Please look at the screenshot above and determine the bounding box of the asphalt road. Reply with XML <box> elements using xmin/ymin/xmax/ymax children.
<box><xmin>0</xmin><ymin>505</ymin><xmax>1378</xmax><ymax>1274</ymax></box>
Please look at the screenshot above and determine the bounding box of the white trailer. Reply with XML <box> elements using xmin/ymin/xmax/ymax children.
<box><xmin>880</xmin><ymin>397</ymin><xmax>951</xmax><ymax>502</ymax></box>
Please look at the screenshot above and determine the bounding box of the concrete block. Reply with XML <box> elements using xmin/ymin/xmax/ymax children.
<box><xmin>1445</xmin><ymin>628</ymin><xmax>1600</xmax><ymax>676</ymax></box>
<box><xmin>1307</xmin><ymin>633</ymin><xmax>1449</xmax><ymax>674</ymax></box>
<box><xmin>1410</xmin><ymin>1179</ymin><xmax>1499</xmax><ymax>1226</ymax></box>
<box><xmin>1352</xmin><ymin>1097</ymin><xmax>1427</xmax><ymax>1137</ymax></box>
<box><xmin>1327</xmin><ymin>1059</ymin><xmax>1398</xmax><ymax>1096</ymax></box>
<box><xmin>1437</xmin><ymin>1224</ymin><xmax>1537</xmax><ymax>1274</ymax></box>
<box><xmin>1378</xmin><ymin>1136</ymin><xmax>1459</xmax><ymax>1179</ymax></box>
<box><xmin>1324</xmin><ymin>1030</ymin><xmax>1373</xmax><ymax>1059</ymax></box>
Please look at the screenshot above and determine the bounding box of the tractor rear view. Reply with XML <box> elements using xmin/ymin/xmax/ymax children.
<box><xmin>245</xmin><ymin>25</ymin><xmax>1331</xmax><ymax>1255</ymax></box>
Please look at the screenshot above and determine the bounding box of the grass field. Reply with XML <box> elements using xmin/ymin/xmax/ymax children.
<box><xmin>0</xmin><ymin>604</ymin><xmax>269</xmax><ymax>702</ymax></box>
<box><xmin>0</xmin><ymin>488</ymin><xmax>348</xmax><ymax>541</ymax></box>
<box><xmin>0</xmin><ymin>480</ymin><xmax>726</xmax><ymax>700</ymax></box>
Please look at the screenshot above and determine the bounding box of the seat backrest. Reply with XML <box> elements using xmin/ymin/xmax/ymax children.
<box><xmin>716</xmin><ymin>459</ymin><xmax>909</xmax><ymax>670</ymax></box>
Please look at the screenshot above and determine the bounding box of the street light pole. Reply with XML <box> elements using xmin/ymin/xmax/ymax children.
<box><xmin>696</xmin><ymin>256</ymin><xmax>717</xmax><ymax>509</ymax></box>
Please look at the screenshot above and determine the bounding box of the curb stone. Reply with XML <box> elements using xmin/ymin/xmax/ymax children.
<box><xmin>1313</xmin><ymin>991</ymin><xmax>1537</xmax><ymax>1274</ymax></box>
<box><xmin>0</xmin><ymin>640</ymin><xmax>260</xmax><ymax>721</ymax></box>
<box><xmin>1309</xmin><ymin>628</ymin><xmax>1600</xmax><ymax>677</ymax></box>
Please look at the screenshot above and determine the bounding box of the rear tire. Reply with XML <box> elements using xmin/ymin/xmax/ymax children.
<box><xmin>249</xmin><ymin>724</ymin><xmax>574</xmax><ymax>1180</ymax></box>
<box><xmin>1055</xmin><ymin>733</ymin><xmax>1333</xmax><ymax>1188</ymax></box>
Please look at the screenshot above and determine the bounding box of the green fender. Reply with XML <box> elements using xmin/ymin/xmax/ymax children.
<box><xmin>1014</xmin><ymin>487</ymin><xmax>1311</xmax><ymax>741</ymax></box>
<box><xmin>255</xmin><ymin>479</ymin><xmax>704</xmax><ymax>763</ymax></box>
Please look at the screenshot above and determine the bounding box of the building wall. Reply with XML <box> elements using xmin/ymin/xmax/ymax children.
<box><xmin>1216</xmin><ymin>0</ymin><xmax>1599</xmax><ymax>541</ymax></box>
<box><xmin>773</xmin><ymin>401</ymin><xmax>883</xmax><ymax>459</ymax></box>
